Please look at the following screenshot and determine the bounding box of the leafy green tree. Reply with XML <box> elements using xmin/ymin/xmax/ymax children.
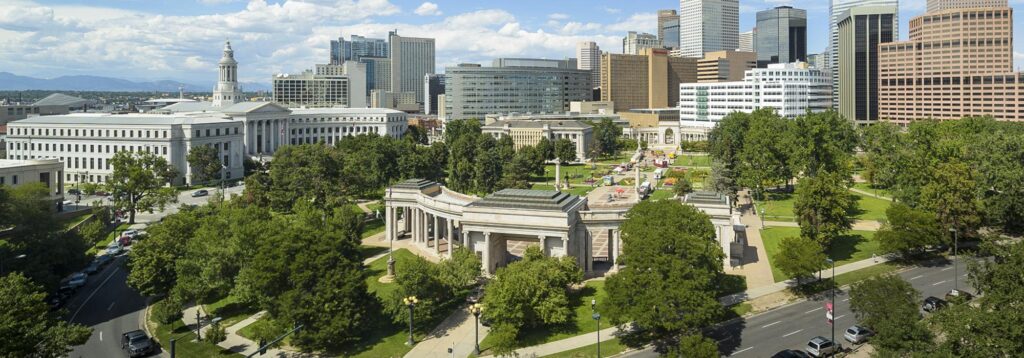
<box><xmin>473</xmin><ymin>135</ymin><xmax>504</xmax><ymax>194</ymax></box>
<box><xmin>673</xmin><ymin>176</ymin><xmax>693</xmax><ymax>197</ymax></box>
<box><xmin>384</xmin><ymin>255</ymin><xmax>448</xmax><ymax>328</ymax></box>
<box><xmin>151</xmin><ymin>296</ymin><xmax>184</xmax><ymax>324</ymax></box>
<box><xmin>708</xmin><ymin>112</ymin><xmax>749</xmax><ymax>201</ymax></box>
<box><xmin>0</xmin><ymin>273</ymin><xmax>91</xmax><ymax>357</ymax></box>
<box><xmin>554</xmin><ymin>138</ymin><xmax>577</xmax><ymax>164</ymax></box>
<box><xmin>668</xmin><ymin>335</ymin><xmax>719</xmax><ymax>358</ymax></box>
<box><xmin>793</xmin><ymin>171</ymin><xmax>853</xmax><ymax>247</ymax></box>
<box><xmin>79</xmin><ymin>182</ymin><xmax>100</xmax><ymax>195</ymax></box>
<box><xmin>436</xmin><ymin>247</ymin><xmax>481</xmax><ymax>297</ymax></box>
<box><xmin>447</xmin><ymin>131</ymin><xmax>478</xmax><ymax>193</ymax></box>
<box><xmin>108</xmin><ymin>151</ymin><xmax>179</xmax><ymax>224</ymax></box>
<box><xmin>605</xmin><ymin>200</ymin><xmax>724</xmax><ymax>353</ymax></box>
<box><xmin>849</xmin><ymin>275</ymin><xmax>933</xmax><ymax>353</ymax></box>
<box><xmin>739</xmin><ymin>109</ymin><xmax>793</xmax><ymax>199</ymax></box>
<box><xmin>590</xmin><ymin>118</ymin><xmax>623</xmax><ymax>158</ymax></box>
<box><xmin>186</xmin><ymin>144</ymin><xmax>222</xmax><ymax>184</ymax></box>
<box><xmin>536</xmin><ymin>137</ymin><xmax>555</xmax><ymax>161</ymax></box>
<box><xmin>876</xmin><ymin>203</ymin><xmax>944</xmax><ymax>258</ymax></box>
<box><xmin>266</xmin><ymin>143</ymin><xmax>347</xmax><ymax>212</ymax></box>
<box><xmin>859</xmin><ymin>122</ymin><xmax>902</xmax><ymax>188</ymax></box>
<box><xmin>1</xmin><ymin>184</ymin><xmax>90</xmax><ymax>290</ymax></box>
<box><xmin>127</xmin><ymin>206</ymin><xmax>206</xmax><ymax>297</ymax></box>
<box><xmin>501</xmin><ymin>145</ymin><xmax>543</xmax><ymax>188</ymax></box>
<box><xmin>77</xmin><ymin>219</ymin><xmax>105</xmax><ymax>246</ymax></box>
<box><xmin>481</xmin><ymin>246</ymin><xmax>583</xmax><ymax>353</ymax></box>
<box><xmin>241</xmin><ymin>171</ymin><xmax>272</xmax><ymax>208</ymax></box>
<box><xmin>403</xmin><ymin>124</ymin><xmax>429</xmax><ymax>145</ymax></box>
<box><xmin>791</xmin><ymin>111</ymin><xmax>857</xmax><ymax>178</ymax></box>
<box><xmin>336</xmin><ymin>135</ymin><xmax>401</xmax><ymax>198</ymax></box>
<box><xmin>773</xmin><ymin>235</ymin><xmax>826</xmax><ymax>286</ymax></box>
<box><xmin>919</xmin><ymin>161</ymin><xmax>981</xmax><ymax>235</ymax></box>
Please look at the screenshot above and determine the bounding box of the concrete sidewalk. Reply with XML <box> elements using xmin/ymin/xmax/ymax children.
<box><xmin>719</xmin><ymin>254</ymin><xmax>892</xmax><ymax>306</ymax></box>
<box><xmin>484</xmin><ymin>327</ymin><xmax>617</xmax><ymax>358</ymax></box>
<box><xmin>763</xmin><ymin>220</ymin><xmax>882</xmax><ymax>231</ymax></box>
<box><xmin>725</xmin><ymin>190</ymin><xmax>776</xmax><ymax>289</ymax></box>
<box><xmin>404</xmin><ymin>305</ymin><xmax>490</xmax><ymax>358</ymax></box>
<box><xmin>849</xmin><ymin>187</ymin><xmax>893</xmax><ymax>202</ymax></box>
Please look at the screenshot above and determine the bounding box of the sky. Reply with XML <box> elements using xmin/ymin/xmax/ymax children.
<box><xmin>1</xmin><ymin>0</ymin><xmax>1023</xmax><ymax>86</ymax></box>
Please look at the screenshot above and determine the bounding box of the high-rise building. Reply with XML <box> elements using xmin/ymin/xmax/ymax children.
<box><xmin>389</xmin><ymin>31</ymin><xmax>435</xmax><ymax>109</ymax></box>
<box><xmin>272</xmin><ymin>62</ymin><xmax>367</xmax><ymax>108</ymax></box>
<box><xmin>212</xmin><ymin>41</ymin><xmax>244</xmax><ymax>107</ymax></box>
<box><xmin>837</xmin><ymin>5</ymin><xmax>897</xmax><ymax>124</ymax></box>
<box><xmin>330</xmin><ymin>34</ymin><xmax>388</xmax><ymax>65</ymax></box>
<box><xmin>600</xmin><ymin>48</ymin><xmax>698</xmax><ymax>112</ymax></box>
<box><xmin>623</xmin><ymin>31</ymin><xmax>660</xmax><ymax>55</ymax></box>
<box><xmin>679</xmin><ymin>0</ymin><xmax>740</xmax><ymax>58</ymax></box>
<box><xmin>359</xmin><ymin>57</ymin><xmax>392</xmax><ymax>93</ymax></box>
<box><xmin>576</xmin><ymin>41</ymin><xmax>602</xmax><ymax>89</ymax></box>
<box><xmin>879</xmin><ymin>3</ymin><xmax>1023</xmax><ymax>123</ymax></box>
<box><xmin>658</xmin><ymin>10</ymin><xmax>681</xmax><ymax>49</ymax></box>
<box><xmin>697</xmin><ymin>50</ymin><xmax>757</xmax><ymax>82</ymax></box>
<box><xmin>424</xmin><ymin>74</ymin><xmax>445</xmax><ymax>115</ymax></box>
<box><xmin>829</xmin><ymin>0</ymin><xmax>898</xmax><ymax>108</ymax></box>
<box><xmin>755</xmin><ymin>6</ymin><xmax>807</xmax><ymax>67</ymax></box>
<box><xmin>442</xmin><ymin>59</ymin><xmax>591</xmax><ymax>120</ymax></box>
<box><xmin>738</xmin><ymin>30</ymin><xmax>755</xmax><ymax>52</ymax></box>
<box><xmin>927</xmin><ymin>0</ymin><xmax>1005</xmax><ymax>12</ymax></box>
<box><xmin>680</xmin><ymin>62</ymin><xmax>832</xmax><ymax>139</ymax></box>
<box><xmin>807</xmin><ymin>53</ymin><xmax>826</xmax><ymax>69</ymax></box>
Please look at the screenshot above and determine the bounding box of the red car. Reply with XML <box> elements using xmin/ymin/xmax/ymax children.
<box><xmin>118</xmin><ymin>235</ymin><xmax>132</xmax><ymax>246</ymax></box>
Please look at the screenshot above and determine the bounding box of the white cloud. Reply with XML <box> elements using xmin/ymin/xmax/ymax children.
<box><xmin>603</xmin><ymin>7</ymin><xmax>621</xmax><ymax>14</ymax></box>
<box><xmin>183</xmin><ymin>56</ymin><xmax>210</xmax><ymax>70</ymax></box>
<box><xmin>605</xmin><ymin>13</ymin><xmax>658</xmax><ymax>34</ymax></box>
<box><xmin>549</xmin><ymin>13</ymin><xmax>569</xmax><ymax>20</ymax></box>
<box><xmin>414</xmin><ymin>2</ymin><xmax>442</xmax><ymax>16</ymax></box>
<box><xmin>197</xmin><ymin>0</ymin><xmax>240</xmax><ymax>4</ymax></box>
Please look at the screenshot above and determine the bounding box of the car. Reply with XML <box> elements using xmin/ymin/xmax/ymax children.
<box><xmin>94</xmin><ymin>190</ymin><xmax>109</xmax><ymax>196</ymax></box>
<box><xmin>844</xmin><ymin>325</ymin><xmax>874</xmax><ymax>344</ymax></box>
<box><xmin>805</xmin><ymin>336</ymin><xmax>842</xmax><ymax>357</ymax></box>
<box><xmin>945</xmin><ymin>289</ymin><xmax>974</xmax><ymax>303</ymax></box>
<box><xmin>62</xmin><ymin>200</ymin><xmax>74</xmax><ymax>207</ymax></box>
<box><xmin>67</xmin><ymin>188</ymin><xmax>81</xmax><ymax>195</ymax></box>
<box><xmin>83</xmin><ymin>261</ymin><xmax>101</xmax><ymax>275</ymax></box>
<box><xmin>123</xmin><ymin>229</ymin><xmax>139</xmax><ymax>238</ymax></box>
<box><xmin>122</xmin><ymin>330</ymin><xmax>154</xmax><ymax>357</ymax></box>
<box><xmin>106</xmin><ymin>243</ymin><xmax>124</xmax><ymax>256</ymax></box>
<box><xmin>66</xmin><ymin>272</ymin><xmax>88</xmax><ymax>289</ymax></box>
<box><xmin>94</xmin><ymin>254</ymin><xmax>113</xmax><ymax>267</ymax></box>
<box><xmin>922</xmin><ymin>296</ymin><xmax>947</xmax><ymax>312</ymax></box>
<box><xmin>191</xmin><ymin>189</ymin><xmax>209</xmax><ymax>197</ymax></box>
<box><xmin>772</xmin><ymin>349</ymin><xmax>812</xmax><ymax>358</ymax></box>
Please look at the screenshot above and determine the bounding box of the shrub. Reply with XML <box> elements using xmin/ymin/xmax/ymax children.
<box><xmin>152</xmin><ymin>297</ymin><xmax>184</xmax><ymax>325</ymax></box>
<box><xmin>206</xmin><ymin>323</ymin><xmax>226</xmax><ymax>343</ymax></box>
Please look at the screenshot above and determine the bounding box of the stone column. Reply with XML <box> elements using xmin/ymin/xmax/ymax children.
<box><xmin>403</xmin><ymin>207</ymin><xmax>410</xmax><ymax>233</ymax></box>
<box><xmin>613</xmin><ymin>230</ymin><xmax>622</xmax><ymax>271</ymax></box>
<box><xmin>432</xmin><ymin>214</ymin><xmax>440</xmax><ymax>255</ymax></box>
<box><xmin>538</xmin><ymin>235</ymin><xmax>547</xmax><ymax>256</ymax></box>
<box><xmin>608</xmin><ymin>229</ymin><xmax>617</xmax><ymax>269</ymax></box>
<box><xmin>447</xmin><ymin>218</ymin><xmax>455</xmax><ymax>256</ymax></box>
<box><xmin>561</xmin><ymin>234</ymin><xmax>569</xmax><ymax>258</ymax></box>
<box><xmin>462</xmin><ymin>230</ymin><xmax>470</xmax><ymax>250</ymax></box>
<box><xmin>412</xmin><ymin>208</ymin><xmax>419</xmax><ymax>242</ymax></box>
<box><xmin>483</xmin><ymin>232</ymin><xmax>492</xmax><ymax>274</ymax></box>
<box><xmin>384</xmin><ymin>206</ymin><xmax>393</xmax><ymax>242</ymax></box>
<box><xmin>585</xmin><ymin>230</ymin><xmax>594</xmax><ymax>272</ymax></box>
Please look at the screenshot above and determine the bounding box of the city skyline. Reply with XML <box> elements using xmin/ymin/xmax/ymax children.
<box><xmin>3</xmin><ymin>0</ymin><xmax>1023</xmax><ymax>86</ymax></box>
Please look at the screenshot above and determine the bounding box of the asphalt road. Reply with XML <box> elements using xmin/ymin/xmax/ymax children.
<box><xmin>623</xmin><ymin>259</ymin><xmax>972</xmax><ymax>357</ymax></box>
<box><xmin>66</xmin><ymin>185</ymin><xmax>245</xmax><ymax>358</ymax></box>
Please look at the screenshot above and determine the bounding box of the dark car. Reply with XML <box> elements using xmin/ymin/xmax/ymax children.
<box><xmin>922</xmin><ymin>296</ymin><xmax>947</xmax><ymax>312</ymax></box>
<box><xmin>83</xmin><ymin>261</ymin><xmax>101</xmax><ymax>275</ymax></box>
<box><xmin>122</xmin><ymin>330</ymin><xmax>154</xmax><ymax>357</ymax></box>
<box><xmin>94</xmin><ymin>190</ymin><xmax>109</xmax><ymax>196</ymax></box>
<box><xmin>772</xmin><ymin>349</ymin><xmax>811</xmax><ymax>358</ymax></box>
<box><xmin>94</xmin><ymin>254</ymin><xmax>113</xmax><ymax>267</ymax></box>
<box><xmin>67</xmin><ymin>188</ymin><xmax>82</xmax><ymax>195</ymax></box>
<box><xmin>48</xmin><ymin>289</ymin><xmax>72</xmax><ymax>311</ymax></box>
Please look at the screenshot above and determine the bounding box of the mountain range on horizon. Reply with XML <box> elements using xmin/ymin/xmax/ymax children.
<box><xmin>0</xmin><ymin>72</ymin><xmax>271</xmax><ymax>93</ymax></box>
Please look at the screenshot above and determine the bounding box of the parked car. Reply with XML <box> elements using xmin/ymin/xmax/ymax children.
<box><xmin>94</xmin><ymin>190</ymin><xmax>109</xmax><ymax>196</ymax></box>
<box><xmin>772</xmin><ymin>349</ymin><xmax>811</xmax><ymax>358</ymax></box>
<box><xmin>94</xmin><ymin>254</ymin><xmax>113</xmax><ymax>267</ymax></box>
<box><xmin>106</xmin><ymin>243</ymin><xmax>124</xmax><ymax>256</ymax></box>
<box><xmin>922</xmin><ymin>296</ymin><xmax>947</xmax><ymax>312</ymax></box>
<box><xmin>123</xmin><ymin>229</ymin><xmax>139</xmax><ymax>238</ymax></box>
<box><xmin>122</xmin><ymin>330</ymin><xmax>154</xmax><ymax>357</ymax></box>
<box><xmin>945</xmin><ymin>289</ymin><xmax>974</xmax><ymax>303</ymax></box>
<box><xmin>83</xmin><ymin>261</ymin><xmax>101</xmax><ymax>275</ymax></box>
<box><xmin>66</xmin><ymin>272</ymin><xmax>88</xmax><ymax>289</ymax></box>
<box><xmin>805</xmin><ymin>336</ymin><xmax>842</xmax><ymax>357</ymax></box>
<box><xmin>191</xmin><ymin>189</ymin><xmax>209</xmax><ymax>197</ymax></box>
<box><xmin>844</xmin><ymin>325</ymin><xmax>874</xmax><ymax>344</ymax></box>
<box><xmin>67</xmin><ymin>188</ymin><xmax>81</xmax><ymax>195</ymax></box>
<box><xmin>62</xmin><ymin>200</ymin><xmax>74</xmax><ymax>207</ymax></box>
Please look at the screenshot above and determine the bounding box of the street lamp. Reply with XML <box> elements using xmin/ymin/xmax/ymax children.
<box><xmin>404</xmin><ymin>296</ymin><xmax>419</xmax><ymax>346</ymax></box>
<box><xmin>1</xmin><ymin>254</ymin><xmax>27</xmax><ymax>275</ymax></box>
<box><xmin>469</xmin><ymin>303</ymin><xmax>483</xmax><ymax>355</ymax></box>
<box><xmin>760</xmin><ymin>208</ymin><xmax>765</xmax><ymax>227</ymax></box>
<box><xmin>591</xmin><ymin>299</ymin><xmax>601</xmax><ymax>358</ymax></box>
<box><xmin>949</xmin><ymin>228</ymin><xmax>958</xmax><ymax>292</ymax></box>
<box><xmin>826</xmin><ymin>258</ymin><xmax>835</xmax><ymax>352</ymax></box>
<box><xmin>220</xmin><ymin>164</ymin><xmax>227</xmax><ymax>201</ymax></box>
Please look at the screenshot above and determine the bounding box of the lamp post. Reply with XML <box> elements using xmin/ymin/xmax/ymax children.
<box><xmin>949</xmin><ymin>228</ymin><xmax>958</xmax><ymax>292</ymax></box>
<box><xmin>826</xmin><ymin>258</ymin><xmax>835</xmax><ymax>353</ymax></box>
<box><xmin>220</xmin><ymin>164</ymin><xmax>227</xmax><ymax>201</ymax></box>
<box><xmin>760</xmin><ymin>208</ymin><xmax>765</xmax><ymax>227</ymax></box>
<box><xmin>469</xmin><ymin>303</ymin><xmax>482</xmax><ymax>355</ymax></box>
<box><xmin>404</xmin><ymin>296</ymin><xmax>418</xmax><ymax>346</ymax></box>
<box><xmin>1</xmin><ymin>254</ymin><xmax>26</xmax><ymax>275</ymax></box>
<box><xmin>591</xmin><ymin>299</ymin><xmax>601</xmax><ymax>358</ymax></box>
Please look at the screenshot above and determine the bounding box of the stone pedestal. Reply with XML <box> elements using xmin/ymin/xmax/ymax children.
<box><xmin>386</xmin><ymin>255</ymin><xmax>396</xmax><ymax>277</ymax></box>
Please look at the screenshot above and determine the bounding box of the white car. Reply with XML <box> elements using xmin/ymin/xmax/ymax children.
<box><xmin>66</xmin><ymin>272</ymin><xmax>88</xmax><ymax>289</ymax></box>
<box><xmin>844</xmin><ymin>325</ymin><xmax>874</xmax><ymax>344</ymax></box>
<box><xmin>122</xmin><ymin>229</ymin><xmax>139</xmax><ymax>239</ymax></box>
<box><xmin>806</xmin><ymin>336</ymin><xmax>842</xmax><ymax>357</ymax></box>
<box><xmin>106</xmin><ymin>243</ymin><xmax>124</xmax><ymax>256</ymax></box>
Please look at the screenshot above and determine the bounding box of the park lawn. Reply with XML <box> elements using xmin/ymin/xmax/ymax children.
<box><xmin>849</xmin><ymin>191</ymin><xmax>891</xmax><ymax>223</ymax></box>
<box><xmin>204</xmin><ymin>293</ymin><xmax>259</xmax><ymax>329</ymax></box>
<box><xmin>647</xmin><ymin>189</ymin><xmax>676</xmax><ymax>201</ymax></box>
<box><xmin>153</xmin><ymin>319</ymin><xmax>240</xmax><ymax>357</ymax></box>
<box><xmin>359</xmin><ymin>245</ymin><xmax>388</xmax><ymax>260</ymax></box>
<box><xmin>540</xmin><ymin>338</ymin><xmax>626</xmax><ymax>358</ymax></box>
<box><xmin>834</xmin><ymin>262</ymin><xmax>902</xmax><ymax>287</ymax></box>
<box><xmin>852</xmin><ymin>182</ymin><xmax>894</xmax><ymax>199</ymax></box>
<box><xmin>60</xmin><ymin>214</ymin><xmax>92</xmax><ymax>231</ymax></box>
<box><xmin>535</xmin><ymin>164</ymin><xmax>608</xmax><ymax>183</ymax></box>
<box><xmin>672</xmin><ymin>154</ymin><xmax>712</xmax><ymax>167</ymax></box>
<box><xmin>362</xmin><ymin>218</ymin><xmax>385</xmax><ymax>239</ymax></box>
<box><xmin>761</xmin><ymin>227</ymin><xmax>881</xmax><ymax>282</ymax></box>
<box><xmin>530</xmin><ymin>184</ymin><xmax>595</xmax><ymax>197</ymax></box>
<box><xmin>593</xmin><ymin>152</ymin><xmax>631</xmax><ymax>165</ymax></box>
<box><xmin>754</xmin><ymin>191</ymin><xmax>798</xmax><ymax>222</ymax></box>
<box><xmin>478</xmin><ymin>281</ymin><xmax>613</xmax><ymax>354</ymax></box>
<box><xmin>366</xmin><ymin>202</ymin><xmax>384</xmax><ymax>214</ymax></box>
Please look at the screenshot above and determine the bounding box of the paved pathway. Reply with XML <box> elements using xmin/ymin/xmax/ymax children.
<box><xmin>763</xmin><ymin>220</ymin><xmax>882</xmax><ymax>231</ymax></box>
<box><xmin>404</xmin><ymin>305</ymin><xmax>490</xmax><ymax>358</ymax></box>
<box><xmin>719</xmin><ymin>254</ymin><xmax>892</xmax><ymax>306</ymax></box>
<box><xmin>725</xmin><ymin>190</ymin><xmax>776</xmax><ymax>289</ymax></box>
<box><xmin>849</xmin><ymin>187</ymin><xmax>894</xmax><ymax>202</ymax></box>
<box><xmin>483</xmin><ymin>327</ymin><xmax>618</xmax><ymax>358</ymax></box>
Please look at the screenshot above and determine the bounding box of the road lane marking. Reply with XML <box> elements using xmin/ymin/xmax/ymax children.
<box><xmin>932</xmin><ymin>280</ymin><xmax>948</xmax><ymax>286</ymax></box>
<box><xmin>941</xmin><ymin>267</ymin><xmax>953</xmax><ymax>271</ymax></box>
<box><xmin>731</xmin><ymin>347</ymin><xmax>753</xmax><ymax>356</ymax></box>
<box><xmin>842</xmin><ymin>298</ymin><xmax>850</xmax><ymax>302</ymax></box>
<box><xmin>835</xmin><ymin>314</ymin><xmax>846</xmax><ymax>320</ymax></box>
<box><xmin>805</xmin><ymin>307</ymin><xmax>823</xmax><ymax>314</ymax></box>
<box><xmin>910</xmin><ymin>275</ymin><xmax>924</xmax><ymax>280</ymax></box>
<box><xmin>99</xmin><ymin>331</ymin><xmax>102</xmax><ymax>341</ymax></box>
<box><xmin>68</xmin><ymin>265</ymin><xmax>121</xmax><ymax>322</ymax></box>
<box><xmin>761</xmin><ymin>321</ymin><xmax>782</xmax><ymax>328</ymax></box>
<box><xmin>963</xmin><ymin>274</ymin><xmax>969</xmax><ymax>277</ymax></box>
<box><xmin>107</xmin><ymin>301</ymin><xmax>116</xmax><ymax>311</ymax></box>
<box><xmin>783</xmin><ymin>329</ymin><xmax>803</xmax><ymax>337</ymax></box>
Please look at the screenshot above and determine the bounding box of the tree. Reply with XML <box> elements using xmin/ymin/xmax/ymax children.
<box><xmin>383</xmin><ymin>255</ymin><xmax>453</xmax><ymax>329</ymax></box>
<box><xmin>127</xmin><ymin>206</ymin><xmax>207</xmax><ymax>297</ymax></box>
<box><xmin>773</xmin><ymin>236</ymin><xmax>826</xmax><ymax>286</ymax></box>
<box><xmin>919</xmin><ymin>161</ymin><xmax>981</xmax><ymax>236</ymax></box>
<box><xmin>403</xmin><ymin>124</ymin><xmax>429</xmax><ymax>145</ymax></box>
<box><xmin>436</xmin><ymin>246</ymin><xmax>482</xmax><ymax>297</ymax></box>
<box><xmin>708</xmin><ymin>112</ymin><xmax>749</xmax><ymax>202</ymax></box>
<box><xmin>266</xmin><ymin>143</ymin><xmax>347</xmax><ymax>212</ymax></box>
<box><xmin>604</xmin><ymin>200</ymin><xmax>725</xmax><ymax>353</ymax></box>
<box><xmin>536</xmin><ymin>137</ymin><xmax>555</xmax><ymax>162</ymax></box>
<box><xmin>791</xmin><ymin>111</ymin><xmax>857</xmax><ymax>178</ymax></box>
<box><xmin>793</xmin><ymin>171</ymin><xmax>853</xmax><ymax>247</ymax></box>
<box><xmin>859</xmin><ymin>122</ymin><xmax>902</xmax><ymax>188</ymax></box>
<box><xmin>481</xmin><ymin>246</ymin><xmax>583</xmax><ymax>353</ymax></box>
<box><xmin>668</xmin><ymin>335</ymin><xmax>719</xmax><ymax>358</ymax></box>
<box><xmin>739</xmin><ymin>110</ymin><xmax>793</xmax><ymax>199</ymax></box>
<box><xmin>447</xmin><ymin>131</ymin><xmax>479</xmax><ymax>193</ymax></box>
<box><xmin>0</xmin><ymin>273</ymin><xmax>91</xmax><ymax>357</ymax></box>
<box><xmin>1</xmin><ymin>184</ymin><xmax>90</xmax><ymax>290</ymax></box>
<box><xmin>501</xmin><ymin>145</ymin><xmax>543</xmax><ymax>189</ymax></box>
<box><xmin>849</xmin><ymin>275</ymin><xmax>933</xmax><ymax>353</ymax></box>
<box><xmin>590</xmin><ymin>118</ymin><xmax>622</xmax><ymax>158</ymax></box>
<box><xmin>554</xmin><ymin>138</ymin><xmax>577</xmax><ymax>164</ymax></box>
<box><xmin>673</xmin><ymin>176</ymin><xmax>694</xmax><ymax>197</ymax></box>
<box><xmin>77</xmin><ymin>219</ymin><xmax>105</xmax><ymax>246</ymax></box>
<box><xmin>876</xmin><ymin>203</ymin><xmax>945</xmax><ymax>259</ymax></box>
<box><xmin>473</xmin><ymin>135</ymin><xmax>503</xmax><ymax>194</ymax></box>
<box><xmin>187</xmin><ymin>144</ymin><xmax>222</xmax><ymax>184</ymax></box>
<box><xmin>108</xmin><ymin>151</ymin><xmax>179</xmax><ymax>224</ymax></box>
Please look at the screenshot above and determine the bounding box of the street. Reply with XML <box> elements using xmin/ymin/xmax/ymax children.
<box><xmin>66</xmin><ymin>185</ymin><xmax>245</xmax><ymax>358</ymax></box>
<box><xmin>622</xmin><ymin>259</ymin><xmax>972</xmax><ymax>357</ymax></box>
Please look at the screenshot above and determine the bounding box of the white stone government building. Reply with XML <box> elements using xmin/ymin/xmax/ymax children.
<box><xmin>4</xmin><ymin>41</ymin><xmax>407</xmax><ymax>185</ymax></box>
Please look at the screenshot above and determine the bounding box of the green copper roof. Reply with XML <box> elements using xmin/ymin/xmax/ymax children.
<box><xmin>470</xmin><ymin>189</ymin><xmax>580</xmax><ymax>211</ymax></box>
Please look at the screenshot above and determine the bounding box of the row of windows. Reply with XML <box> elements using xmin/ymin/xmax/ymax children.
<box><xmin>10</xmin><ymin>141</ymin><xmax>169</xmax><ymax>155</ymax></box>
<box><xmin>10</xmin><ymin>127</ymin><xmax>169</xmax><ymax>139</ymax></box>
<box><xmin>195</xmin><ymin>127</ymin><xmax>239</xmax><ymax>138</ymax></box>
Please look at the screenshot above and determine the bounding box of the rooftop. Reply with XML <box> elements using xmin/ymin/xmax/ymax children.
<box><xmin>289</xmin><ymin>107</ymin><xmax>405</xmax><ymax>115</ymax></box>
<box><xmin>586</xmin><ymin>186</ymin><xmax>640</xmax><ymax>209</ymax></box>
<box><xmin>32</xmin><ymin>93</ymin><xmax>90</xmax><ymax>107</ymax></box>
<box><xmin>9</xmin><ymin>112</ymin><xmax>233</xmax><ymax>126</ymax></box>
<box><xmin>0</xmin><ymin>158</ymin><xmax>62</xmax><ymax>168</ymax></box>
<box><xmin>482</xmin><ymin>119</ymin><xmax>593</xmax><ymax>130</ymax></box>
<box><xmin>470</xmin><ymin>189</ymin><xmax>581</xmax><ymax>211</ymax></box>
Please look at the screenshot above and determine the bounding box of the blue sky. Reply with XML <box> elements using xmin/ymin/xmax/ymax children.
<box><xmin>0</xmin><ymin>0</ymin><xmax>1022</xmax><ymax>85</ymax></box>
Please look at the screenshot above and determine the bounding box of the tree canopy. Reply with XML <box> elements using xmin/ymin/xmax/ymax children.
<box><xmin>876</xmin><ymin>203</ymin><xmax>945</xmax><ymax>259</ymax></box>
<box><xmin>793</xmin><ymin>170</ymin><xmax>853</xmax><ymax>247</ymax></box>
<box><xmin>186</xmin><ymin>144</ymin><xmax>222</xmax><ymax>184</ymax></box>
<box><xmin>0</xmin><ymin>273</ymin><xmax>91</xmax><ymax>357</ymax></box>
<box><xmin>773</xmin><ymin>235</ymin><xmax>826</xmax><ymax>285</ymax></box>
<box><xmin>108</xmin><ymin>151</ymin><xmax>179</xmax><ymax>223</ymax></box>
<box><xmin>849</xmin><ymin>275</ymin><xmax>933</xmax><ymax>354</ymax></box>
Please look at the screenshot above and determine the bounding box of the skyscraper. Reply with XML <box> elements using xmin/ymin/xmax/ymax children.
<box><xmin>679</xmin><ymin>0</ymin><xmax>740</xmax><ymax>58</ymax></box>
<box><xmin>424</xmin><ymin>74</ymin><xmax>445</xmax><ymax>115</ymax></box>
<box><xmin>600</xmin><ymin>48</ymin><xmax>698</xmax><ymax>112</ymax></box>
<box><xmin>829</xmin><ymin>0</ymin><xmax>898</xmax><ymax>108</ymax></box>
<box><xmin>837</xmin><ymin>5</ymin><xmax>897</xmax><ymax>124</ymax></box>
<box><xmin>212</xmin><ymin>41</ymin><xmax>243</xmax><ymax>107</ymax></box>
<box><xmin>927</xmin><ymin>0</ymin><xmax>1005</xmax><ymax>12</ymax></box>
<box><xmin>389</xmin><ymin>31</ymin><xmax>435</xmax><ymax>108</ymax></box>
<box><xmin>576</xmin><ymin>41</ymin><xmax>602</xmax><ymax>89</ymax></box>
<box><xmin>658</xmin><ymin>10</ymin><xmax>681</xmax><ymax>49</ymax></box>
<box><xmin>443</xmin><ymin>59</ymin><xmax>590</xmax><ymax>120</ymax></box>
<box><xmin>623</xmin><ymin>31</ymin><xmax>659</xmax><ymax>55</ymax></box>
<box><xmin>755</xmin><ymin>6</ymin><xmax>807</xmax><ymax>67</ymax></box>
<box><xmin>738</xmin><ymin>30</ymin><xmax>754</xmax><ymax>52</ymax></box>
<box><xmin>330</xmin><ymin>35</ymin><xmax>388</xmax><ymax>65</ymax></box>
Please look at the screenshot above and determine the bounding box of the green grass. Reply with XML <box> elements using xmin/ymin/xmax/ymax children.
<box><xmin>672</xmin><ymin>154</ymin><xmax>711</xmax><ymax>167</ymax></box>
<box><xmin>365</xmin><ymin>249</ymin><xmax>418</xmax><ymax>297</ymax></box>
<box><xmin>366</xmin><ymin>202</ymin><xmax>384</xmax><ymax>214</ymax></box>
<box><xmin>593</xmin><ymin>152</ymin><xmax>631</xmax><ymax>165</ymax></box>
<box><xmin>362</xmin><ymin>218</ymin><xmax>385</xmax><ymax>239</ymax></box>
<box><xmin>235</xmin><ymin>317</ymin><xmax>293</xmax><ymax>348</ymax></box>
<box><xmin>153</xmin><ymin>319</ymin><xmax>240</xmax><ymax>357</ymax></box>
<box><xmin>203</xmin><ymin>294</ymin><xmax>259</xmax><ymax>329</ymax></box>
<box><xmin>852</xmin><ymin>182</ymin><xmax>894</xmax><ymax>199</ymax></box>
<box><xmin>540</xmin><ymin>338</ymin><xmax>626</xmax><ymax>358</ymax></box>
<box><xmin>530</xmin><ymin>184</ymin><xmax>596</xmax><ymax>197</ymax></box>
<box><xmin>535</xmin><ymin>164</ymin><xmax>608</xmax><ymax>183</ymax></box>
<box><xmin>754</xmin><ymin>191</ymin><xmax>798</xmax><ymax>222</ymax></box>
<box><xmin>359</xmin><ymin>245</ymin><xmax>389</xmax><ymax>260</ymax></box>
<box><xmin>647</xmin><ymin>189</ymin><xmax>676</xmax><ymax>201</ymax></box>
<box><xmin>86</xmin><ymin>223</ymin><xmax>130</xmax><ymax>256</ymax></box>
<box><xmin>761</xmin><ymin>227</ymin><xmax>881</xmax><ymax>282</ymax></box>
<box><xmin>849</xmin><ymin>191</ymin><xmax>891</xmax><ymax>222</ymax></box>
<box><xmin>833</xmin><ymin>262</ymin><xmax>902</xmax><ymax>287</ymax></box>
<box><xmin>478</xmin><ymin>281</ymin><xmax>613</xmax><ymax>354</ymax></box>
<box><xmin>60</xmin><ymin>214</ymin><xmax>92</xmax><ymax>231</ymax></box>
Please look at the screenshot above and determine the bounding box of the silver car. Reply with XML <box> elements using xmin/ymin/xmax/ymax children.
<box><xmin>844</xmin><ymin>325</ymin><xmax>874</xmax><ymax>344</ymax></box>
<box><xmin>806</xmin><ymin>336</ymin><xmax>841</xmax><ymax>357</ymax></box>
